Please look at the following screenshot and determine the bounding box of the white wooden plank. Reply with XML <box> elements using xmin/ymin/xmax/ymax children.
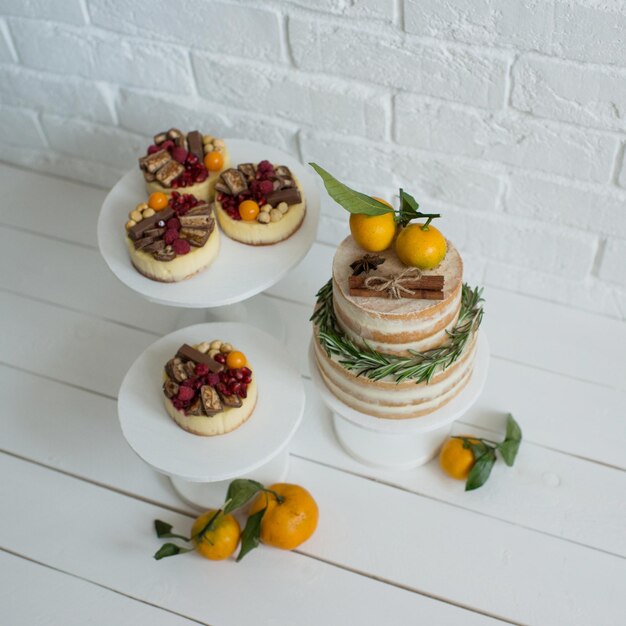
<box><xmin>0</xmin><ymin>163</ymin><xmax>103</xmax><ymax>247</ymax></box>
<box><xmin>0</xmin><ymin>551</ymin><xmax>197</xmax><ymax>626</ymax></box>
<box><xmin>3</xmin><ymin>361</ymin><xmax>624</xmax><ymax>560</ymax></box>
<box><xmin>0</xmin><ymin>454</ymin><xmax>500</xmax><ymax>626</ymax></box>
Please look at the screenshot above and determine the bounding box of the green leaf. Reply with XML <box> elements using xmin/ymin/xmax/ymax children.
<box><xmin>192</xmin><ymin>509</ymin><xmax>222</xmax><ymax>541</ymax></box>
<box><xmin>465</xmin><ymin>452</ymin><xmax>496</xmax><ymax>491</ymax></box>
<box><xmin>309</xmin><ymin>163</ymin><xmax>393</xmax><ymax>216</ymax></box>
<box><xmin>455</xmin><ymin>437</ymin><xmax>490</xmax><ymax>461</ymax></box>
<box><xmin>154</xmin><ymin>542</ymin><xmax>193</xmax><ymax>560</ymax></box>
<box><xmin>223</xmin><ymin>479</ymin><xmax>265</xmax><ymax>514</ymax></box>
<box><xmin>154</xmin><ymin>520</ymin><xmax>190</xmax><ymax>542</ymax></box>
<box><xmin>236</xmin><ymin>506</ymin><xmax>266</xmax><ymax>562</ymax></box>
<box><xmin>498</xmin><ymin>439</ymin><xmax>521</xmax><ymax>467</ymax></box>
<box><xmin>505</xmin><ymin>413</ymin><xmax>522</xmax><ymax>442</ymax></box>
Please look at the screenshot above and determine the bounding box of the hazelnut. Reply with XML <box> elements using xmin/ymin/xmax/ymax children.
<box><xmin>209</xmin><ymin>340</ymin><xmax>222</xmax><ymax>350</ymax></box>
<box><xmin>220</xmin><ymin>342</ymin><xmax>233</xmax><ymax>353</ymax></box>
<box><xmin>278</xmin><ymin>201</ymin><xmax>289</xmax><ymax>214</ymax></box>
<box><xmin>208</xmin><ymin>349</ymin><xmax>220</xmax><ymax>359</ymax></box>
<box><xmin>125</xmin><ymin>219</ymin><xmax>136</xmax><ymax>230</ymax></box>
<box><xmin>130</xmin><ymin>210</ymin><xmax>143</xmax><ymax>222</ymax></box>
<box><xmin>196</xmin><ymin>342</ymin><xmax>211</xmax><ymax>354</ymax></box>
<box><xmin>142</xmin><ymin>208</ymin><xmax>155</xmax><ymax>218</ymax></box>
<box><xmin>202</xmin><ymin>135</ymin><xmax>214</xmax><ymax>144</ymax></box>
<box><xmin>213</xmin><ymin>138</ymin><xmax>225</xmax><ymax>149</ymax></box>
<box><xmin>260</xmin><ymin>203</ymin><xmax>272</xmax><ymax>213</ymax></box>
<box><xmin>136</xmin><ymin>202</ymin><xmax>149</xmax><ymax>211</ymax></box>
<box><xmin>258</xmin><ymin>212</ymin><xmax>270</xmax><ymax>224</ymax></box>
<box><xmin>270</xmin><ymin>208</ymin><xmax>282</xmax><ymax>222</ymax></box>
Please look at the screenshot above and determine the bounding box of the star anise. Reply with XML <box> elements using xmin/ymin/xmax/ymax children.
<box><xmin>350</xmin><ymin>254</ymin><xmax>386</xmax><ymax>276</ymax></box>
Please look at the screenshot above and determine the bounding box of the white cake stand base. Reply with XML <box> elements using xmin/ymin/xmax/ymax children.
<box><xmin>118</xmin><ymin>322</ymin><xmax>305</xmax><ymax>510</ymax></box>
<box><xmin>309</xmin><ymin>333</ymin><xmax>489</xmax><ymax>470</ymax></box>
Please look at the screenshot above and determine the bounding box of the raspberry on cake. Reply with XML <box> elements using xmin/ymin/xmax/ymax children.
<box><xmin>138</xmin><ymin>128</ymin><xmax>230</xmax><ymax>201</ymax></box>
<box><xmin>163</xmin><ymin>340</ymin><xmax>257</xmax><ymax>436</ymax></box>
<box><xmin>214</xmin><ymin>160</ymin><xmax>306</xmax><ymax>245</ymax></box>
<box><xmin>125</xmin><ymin>191</ymin><xmax>220</xmax><ymax>282</ymax></box>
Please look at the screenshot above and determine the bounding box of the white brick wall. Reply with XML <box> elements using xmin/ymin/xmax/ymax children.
<box><xmin>1</xmin><ymin>0</ymin><xmax>625</xmax><ymax>319</ymax></box>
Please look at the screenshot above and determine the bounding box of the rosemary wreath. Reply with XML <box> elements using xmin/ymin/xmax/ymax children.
<box><xmin>311</xmin><ymin>279</ymin><xmax>484</xmax><ymax>384</ymax></box>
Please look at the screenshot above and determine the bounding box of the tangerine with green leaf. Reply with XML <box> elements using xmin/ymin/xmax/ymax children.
<box><xmin>395</xmin><ymin>222</ymin><xmax>447</xmax><ymax>269</ymax></box>
<box><xmin>439</xmin><ymin>436</ymin><xmax>481</xmax><ymax>480</ymax></box>
<box><xmin>248</xmin><ymin>483</ymin><xmax>319</xmax><ymax>550</ymax></box>
<box><xmin>191</xmin><ymin>509</ymin><xmax>240</xmax><ymax>561</ymax></box>
<box><xmin>349</xmin><ymin>197</ymin><xmax>396</xmax><ymax>252</ymax></box>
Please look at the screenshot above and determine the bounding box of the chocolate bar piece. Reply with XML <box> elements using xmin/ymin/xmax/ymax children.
<box><xmin>179</xmin><ymin>212</ymin><xmax>212</xmax><ymax>229</ymax></box>
<box><xmin>165</xmin><ymin>357</ymin><xmax>188</xmax><ymax>383</ymax></box>
<box><xmin>167</xmin><ymin>128</ymin><xmax>184</xmax><ymax>144</ymax></box>
<box><xmin>267</xmin><ymin>187</ymin><xmax>301</xmax><ymax>207</ymax></box>
<box><xmin>220</xmin><ymin>168</ymin><xmax>248</xmax><ymax>195</ymax></box>
<box><xmin>134</xmin><ymin>235</ymin><xmax>157</xmax><ymax>251</ymax></box>
<box><xmin>143</xmin><ymin>239</ymin><xmax>165</xmax><ymax>254</ymax></box>
<box><xmin>219</xmin><ymin>393</ymin><xmax>243</xmax><ymax>409</ymax></box>
<box><xmin>153</xmin><ymin>246</ymin><xmax>176</xmax><ymax>262</ymax></box>
<box><xmin>154</xmin><ymin>131</ymin><xmax>168</xmax><ymax>145</ymax></box>
<box><xmin>274</xmin><ymin>165</ymin><xmax>292</xmax><ymax>178</ymax></box>
<box><xmin>127</xmin><ymin>208</ymin><xmax>174</xmax><ymax>241</ymax></box>
<box><xmin>238</xmin><ymin>163</ymin><xmax>256</xmax><ymax>181</ymax></box>
<box><xmin>155</xmin><ymin>160</ymin><xmax>185</xmax><ymax>187</ymax></box>
<box><xmin>184</xmin><ymin>360</ymin><xmax>197</xmax><ymax>378</ymax></box>
<box><xmin>139</xmin><ymin>149</ymin><xmax>171</xmax><ymax>174</ymax></box>
<box><xmin>143</xmin><ymin>171</ymin><xmax>156</xmax><ymax>182</ymax></box>
<box><xmin>144</xmin><ymin>227</ymin><xmax>165</xmax><ymax>239</ymax></box>
<box><xmin>277</xmin><ymin>175</ymin><xmax>295</xmax><ymax>189</ymax></box>
<box><xmin>200</xmin><ymin>385</ymin><xmax>223</xmax><ymax>416</ymax></box>
<box><xmin>176</xmin><ymin>344</ymin><xmax>224</xmax><ymax>372</ymax></box>
<box><xmin>163</xmin><ymin>380</ymin><xmax>179</xmax><ymax>399</ymax></box>
<box><xmin>180</xmin><ymin>227</ymin><xmax>210</xmax><ymax>247</ymax></box>
<box><xmin>187</xmin><ymin>130</ymin><xmax>204</xmax><ymax>161</ymax></box>
<box><xmin>187</xmin><ymin>396</ymin><xmax>206</xmax><ymax>416</ymax></box>
<box><xmin>215</xmin><ymin>181</ymin><xmax>230</xmax><ymax>194</ymax></box>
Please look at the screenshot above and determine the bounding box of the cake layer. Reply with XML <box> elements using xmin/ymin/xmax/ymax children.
<box><xmin>128</xmin><ymin>224</ymin><xmax>220</xmax><ymax>282</ymax></box>
<box><xmin>314</xmin><ymin>332</ymin><xmax>477</xmax><ymax>419</ymax></box>
<box><xmin>333</xmin><ymin>236</ymin><xmax>463</xmax><ymax>356</ymax></box>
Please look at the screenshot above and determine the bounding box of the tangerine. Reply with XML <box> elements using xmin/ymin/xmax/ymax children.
<box><xmin>148</xmin><ymin>192</ymin><xmax>168</xmax><ymax>211</ymax></box>
<box><xmin>439</xmin><ymin>437</ymin><xmax>481</xmax><ymax>480</ymax></box>
<box><xmin>191</xmin><ymin>510</ymin><xmax>240</xmax><ymax>561</ymax></box>
<box><xmin>226</xmin><ymin>350</ymin><xmax>247</xmax><ymax>369</ymax></box>
<box><xmin>238</xmin><ymin>200</ymin><xmax>260</xmax><ymax>221</ymax></box>
<box><xmin>394</xmin><ymin>222</ymin><xmax>447</xmax><ymax>269</ymax></box>
<box><xmin>349</xmin><ymin>199</ymin><xmax>395</xmax><ymax>252</ymax></box>
<box><xmin>204</xmin><ymin>151</ymin><xmax>224</xmax><ymax>172</ymax></box>
<box><xmin>248</xmin><ymin>483</ymin><xmax>318</xmax><ymax>550</ymax></box>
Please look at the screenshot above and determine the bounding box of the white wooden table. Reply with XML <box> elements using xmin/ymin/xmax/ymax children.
<box><xmin>1</xmin><ymin>163</ymin><xmax>625</xmax><ymax>626</ymax></box>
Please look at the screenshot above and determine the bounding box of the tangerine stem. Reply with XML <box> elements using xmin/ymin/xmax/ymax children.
<box><xmin>264</xmin><ymin>488</ymin><xmax>286</xmax><ymax>504</ymax></box>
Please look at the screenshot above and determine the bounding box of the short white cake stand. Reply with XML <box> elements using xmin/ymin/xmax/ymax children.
<box><xmin>308</xmin><ymin>333</ymin><xmax>490</xmax><ymax>470</ymax></box>
<box><xmin>97</xmin><ymin>139</ymin><xmax>320</xmax><ymax>332</ymax></box>
<box><xmin>118</xmin><ymin>322</ymin><xmax>305</xmax><ymax>510</ymax></box>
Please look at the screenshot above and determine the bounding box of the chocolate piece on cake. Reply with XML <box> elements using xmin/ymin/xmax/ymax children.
<box><xmin>267</xmin><ymin>187</ymin><xmax>301</xmax><ymax>207</ymax></box>
<box><xmin>277</xmin><ymin>175</ymin><xmax>295</xmax><ymax>189</ymax></box>
<box><xmin>165</xmin><ymin>357</ymin><xmax>188</xmax><ymax>383</ymax></box>
<box><xmin>219</xmin><ymin>392</ymin><xmax>243</xmax><ymax>409</ymax></box>
<box><xmin>134</xmin><ymin>235</ymin><xmax>157</xmax><ymax>251</ymax></box>
<box><xmin>187</xmin><ymin>396</ymin><xmax>206</xmax><ymax>416</ymax></box>
<box><xmin>184</xmin><ymin>360</ymin><xmax>197</xmax><ymax>378</ymax></box>
<box><xmin>221</xmin><ymin>168</ymin><xmax>248</xmax><ymax>195</ymax></box>
<box><xmin>163</xmin><ymin>380</ymin><xmax>179</xmax><ymax>399</ymax></box>
<box><xmin>155</xmin><ymin>160</ymin><xmax>185</xmax><ymax>186</ymax></box>
<box><xmin>274</xmin><ymin>165</ymin><xmax>292</xmax><ymax>178</ymax></box>
<box><xmin>200</xmin><ymin>385</ymin><xmax>223</xmax><ymax>416</ymax></box>
<box><xmin>176</xmin><ymin>344</ymin><xmax>224</xmax><ymax>373</ymax></box>
<box><xmin>143</xmin><ymin>171</ymin><xmax>156</xmax><ymax>182</ymax></box>
<box><xmin>166</xmin><ymin>128</ymin><xmax>184</xmax><ymax>146</ymax></box>
<box><xmin>179</xmin><ymin>211</ymin><xmax>212</xmax><ymax>229</ymax></box>
<box><xmin>181</xmin><ymin>227</ymin><xmax>210</xmax><ymax>247</ymax></box>
<box><xmin>187</xmin><ymin>130</ymin><xmax>204</xmax><ymax>161</ymax></box>
<box><xmin>144</xmin><ymin>227</ymin><xmax>166</xmax><ymax>239</ymax></box>
<box><xmin>128</xmin><ymin>208</ymin><xmax>175</xmax><ymax>240</ymax></box>
<box><xmin>153</xmin><ymin>245</ymin><xmax>176</xmax><ymax>262</ymax></box>
<box><xmin>238</xmin><ymin>163</ymin><xmax>256</xmax><ymax>181</ymax></box>
<box><xmin>154</xmin><ymin>131</ymin><xmax>168</xmax><ymax>145</ymax></box>
<box><xmin>143</xmin><ymin>239</ymin><xmax>165</xmax><ymax>254</ymax></box>
<box><xmin>140</xmin><ymin>149</ymin><xmax>171</xmax><ymax>174</ymax></box>
<box><xmin>215</xmin><ymin>181</ymin><xmax>230</xmax><ymax>194</ymax></box>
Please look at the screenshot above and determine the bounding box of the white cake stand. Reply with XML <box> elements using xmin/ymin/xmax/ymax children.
<box><xmin>118</xmin><ymin>322</ymin><xmax>305</xmax><ymax>509</ymax></box>
<box><xmin>97</xmin><ymin>139</ymin><xmax>320</xmax><ymax>310</ymax></box>
<box><xmin>308</xmin><ymin>333</ymin><xmax>490</xmax><ymax>470</ymax></box>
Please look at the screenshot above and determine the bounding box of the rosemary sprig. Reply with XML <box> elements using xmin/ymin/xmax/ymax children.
<box><xmin>311</xmin><ymin>279</ymin><xmax>484</xmax><ymax>384</ymax></box>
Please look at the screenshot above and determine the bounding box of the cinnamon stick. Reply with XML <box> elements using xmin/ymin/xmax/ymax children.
<box><xmin>349</xmin><ymin>287</ymin><xmax>444</xmax><ymax>300</ymax></box>
<box><xmin>348</xmin><ymin>274</ymin><xmax>444</xmax><ymax>292</ymax></box>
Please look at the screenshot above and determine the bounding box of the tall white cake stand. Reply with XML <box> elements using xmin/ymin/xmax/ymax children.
<box><xmin>97</xmin><ymin>139</ymin><xmax>320</xmax><ymax>314</ymax></box>
<box><xmin>118</xmin><ymin>322</ymin><xmax>305</xmax><ymax>509</ymax></box>
<box><xmin>308</xmin><ymin>333</ymin><xmax>490</xmax><ymax>470</ymax></box>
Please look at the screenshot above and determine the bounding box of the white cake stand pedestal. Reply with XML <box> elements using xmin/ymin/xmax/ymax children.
<box><xmin>118</xmin><ymin>322</ymin><xmax>305</xmax><ymax>510</ymax></box>
<box><xmin>308</xmin><ymin>333</ymin><xmax>490</xmax><ymax>470</ymax></box>
<box><xmin>97</xmin><ymin>139</ymin><xmax>320</xmax><ymax>338</ymax></box>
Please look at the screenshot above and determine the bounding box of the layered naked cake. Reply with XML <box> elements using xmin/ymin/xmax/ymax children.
<box><xmin>313</xmin><ymin>236</ymin><xmax>480</xmax><ymax>419</ymax></box>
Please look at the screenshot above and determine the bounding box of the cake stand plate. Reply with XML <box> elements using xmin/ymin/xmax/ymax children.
<box><xmin>97</xmin><ymin>139</ymin><xmax>320</xmax><ymax>308</ymax></box>
<box><xmin>118</xmin><ymin>322</ymin><xmax>305</xmax><ymax>509</ymax></box>
<box><xmin>308</xmin><ymin>333</ymin><xmax>490</xmax><ymax>470</ymax></box>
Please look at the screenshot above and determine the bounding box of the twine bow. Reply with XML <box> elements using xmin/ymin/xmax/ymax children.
<box><xmin>363</xmin><ymin>267</ymin><xmax>423</xmax><ymax>299</ymax></box>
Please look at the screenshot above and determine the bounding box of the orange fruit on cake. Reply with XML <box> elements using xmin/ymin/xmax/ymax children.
<box><xmin>395</xmin><ymin>222</ymin><xmax>447</xmax><ymax>269</ymax></box>
<box><xmin>248</xmin><ymin>483</ymin><xmax>319</xmax><ymax>550</ymax></box>
<box><xmin>439</xmin><ymin>437</ymin><xmax>481</xmax><ymax>480</ymax></box>
<box><xmin>148</xmin><ymin>191</ymin><xmax>168</xmax><ymax>211</ymax></box>
<box><xmin>191</xmin><ymin>510</ymin><xmax>241</xmax><ymax>560</ymax></box>
<box><xmin>204</xmin><ymin>151</ymin><xmax>224</xmax><ymax>172</ymax></box>
<box><xmin>349</xmin><ymin>198</ymin><xmax>395</xmax><ymax>252</ymax></box>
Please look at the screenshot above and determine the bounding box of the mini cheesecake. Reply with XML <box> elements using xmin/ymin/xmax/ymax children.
<box><xmin>138</xmin><ymin>128</ymin><xmax>230</xmax><ymax>201</ymax></box>
<box><xmin>125</xmin><ymin>192</ymin><xmax>219</xmax><ymax>283</ymax></box>
<box><xmin>163</xmin><ymin>341</ymin><xmax>257</xmax><ymax>436</ymax></box>
<box><xmin>214</xmin><ymin>161</ymin><xmax>306</xmax><ymax>245</ymax></box>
